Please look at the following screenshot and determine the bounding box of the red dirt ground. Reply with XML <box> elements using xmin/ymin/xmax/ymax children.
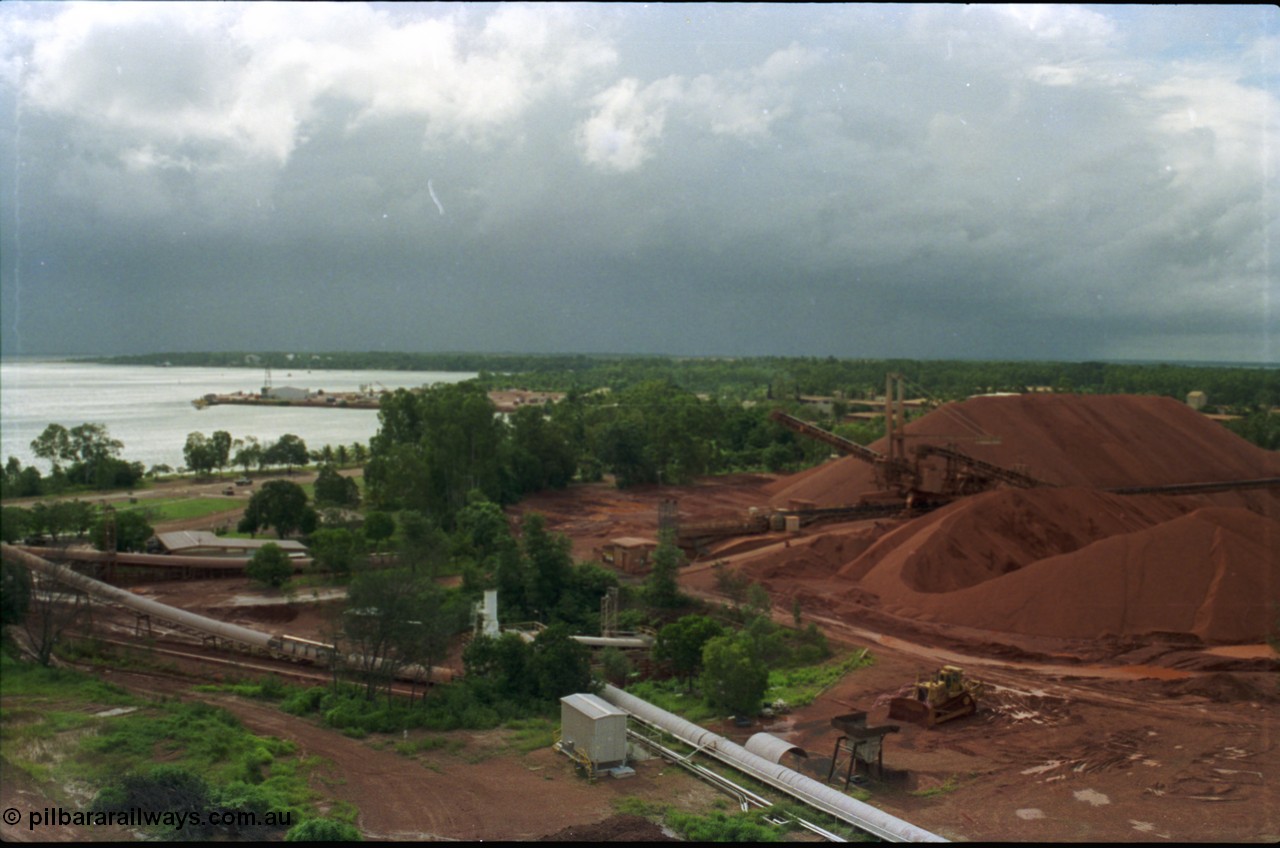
<box><xmin>522</xmin><ymin>393</ymin><xmax>1280</xmax><ymax>841</ymax></box>
<box><xmin>5</xmin><ymin>393</ymin><xmax>1277</xmax><ymax>841</ymax></box>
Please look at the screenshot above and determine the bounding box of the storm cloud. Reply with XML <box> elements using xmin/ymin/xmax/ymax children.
<box><xmin>1</xmin><ymin>3</ymin><xmax>1275</xmax><ymax>362</ymax></box>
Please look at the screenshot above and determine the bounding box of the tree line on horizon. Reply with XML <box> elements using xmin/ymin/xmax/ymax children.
<box><xmin>83</xmin><ymin>351</ymin><xmax>1278</xmax><ymax>411</ymax></box>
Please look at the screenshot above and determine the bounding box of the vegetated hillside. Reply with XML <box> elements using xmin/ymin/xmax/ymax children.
<box><xmin>748</xmin><ymin>393</ymin><xmax>1280</xmax><ymax>644</ymax></box>
<box><xmin>767</xmin><ymin>393</ymin><xmax>1280</xmax><ymax>508</ymax></box>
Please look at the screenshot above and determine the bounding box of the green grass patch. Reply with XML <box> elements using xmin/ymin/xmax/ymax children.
<box><xmin>2</xmin><ymin>655</ymin><xmax>325</xmax><ymax>839</ymax></box>
<box><xmin>611</xmin><ymin>796</ymin><xmax>665</xmax><ymax>818</ymax></box>
<box><xmin>622</xmin><ymin>678</ymin><xmax>721</xmax><ymax>723</ymax></box>
<box><xmin>192</xmin><ymin>674</ymin><xmax>294</xmax><ymax>702</ymax></box>
<box><xmin>0</xmin><ymin>652</ymin><xmax>135</xmax><ymax>706</ymax></box>
<box><xmin>621</xmin><ymin>646</ymin><xmax>872</xmax><ymax>722</ymax></box>
<box><xmin>909</xmin><ymin>775</ymin><xmax>961</xmax><ymax>797</ymax></box>
<box><xmin>665</xmin><ymin>808</ymin><xmax>784</xmax><ymax>842</ymax></box>
<box><xmin>393</xmin><ymin>733</ymin><xmax>460</xmax><ymax>757</ymax></box>
<box><xmin>505</xmin><ymin>717</ymin><xmax>556</xmax><ymax>754</ymax></box>
<box><xmin>117</xmin><ymin>496</ymin><xmax>241</xmax><ymax>523</ymax></box>
<box><xmin>766</xmin><ymin>648</ymin><xmax>872</xmax><ymax>709</ymax></box>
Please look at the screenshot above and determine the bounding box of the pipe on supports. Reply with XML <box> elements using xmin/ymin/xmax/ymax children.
<box><xmin>600</xmin><ymin>683</ymin><xmax>948</xmax><ymax>842</ymax></box>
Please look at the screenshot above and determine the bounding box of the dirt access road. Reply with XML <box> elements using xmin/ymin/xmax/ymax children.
<box><xmin>0</xmin><ymin>657</ymin><xmax>716</xmax><ymax>843</ymax></box>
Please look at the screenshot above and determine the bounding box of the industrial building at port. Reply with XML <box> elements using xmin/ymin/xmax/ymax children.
<box><xmin>194</xmin><ymin>383</ymin><xmax>564</xmax><ymax>412</ymax></box>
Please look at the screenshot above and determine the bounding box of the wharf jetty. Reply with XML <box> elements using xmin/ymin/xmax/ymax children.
<box><xmin>194</xmin><ymin>387</ymin><xmax>565</xmax><ymax>413</ymax></box>
<box><xmin>193</xmin><ymin>390</ymin><xmax>380</xmax><ymax>410</ymax></box>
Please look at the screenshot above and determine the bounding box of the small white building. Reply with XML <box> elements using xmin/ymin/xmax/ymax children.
<box><xmin>559</xmin><ymin>693</ymin><xmax>628</xmax><ymax>772</ymax></box>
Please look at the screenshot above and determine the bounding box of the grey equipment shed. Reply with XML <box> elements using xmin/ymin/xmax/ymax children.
<box><xmin>559</xmin><ymin>693</ymin><xmax>628</xmax><ymax>771</ymax></box>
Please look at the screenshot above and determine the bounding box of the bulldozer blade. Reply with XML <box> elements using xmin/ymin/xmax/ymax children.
<box><xmin>888</xmin><ymin>697</ymin><xmax>933</xmax><ymax>726</ymax></box>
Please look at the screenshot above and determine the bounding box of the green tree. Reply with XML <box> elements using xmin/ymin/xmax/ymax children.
<box><xmin>308</xmin><ymin>528</ymin><xmax>360</xmax><ymax>577</ymax></box>
<box><xmin>1</xmin><ymin>507</ymin><xmax>31</xmax><ymax>544</ymax></box>
<box><xmin>506</xmin><ymin>404</ymin><xmax>577</xmax><ymax>495</ymax></box>
<box><xmin>521</xmin><ymin>513</ymin><xmax>572</xmax><ymax>621</ymax></box>
<box><xmin>29</xmin><ymin>423</ymin><xmax>72</xmax><ymax>473</ymax></box>
<box><xmin>91</xmin><ymin>509</ymin><xmax>155</xmax><ymax>553</ymax></box>
<box><xmin>27</xmin><ymin>502</ymin><xmax>62</xmax><ymax>542</ymax></box>
<box><xmin>361</xmin><ymin>511</ymin><xmax>395</xmax><ymax>555</ymax></box>
<box><xmin>313</xmin><ymin>464</ymin><xmax>361</xmax><ymax>509</ymax></box>
<box><xmin>594</xmin><ymin>417</ymin><xmax>653</xmax><ymax>488</ymax></box>
<box><xmin>183</xmin><ymin>432</ymin><xmax>219</xmax><ymax>478</ymax></box>
<box><xmin>3</xmin><ymin>457</ymin><xmax>43</xmax><ymax>498</ymax></box>
<box><xmin>531</xmin><ymin>624</ymin><xmax>595</xmax><ymax>700</ymax></box>
<box><xmin>238</xmin><ymin>480</ymin><xmax>315</xmax><ymax>539</ymax></box>
<box><xmin>28</xmin><ymin>423</ymin><xmax>134</xmax><ymax>490</ymax></box>
<box><xmin>463</xmin><ymin>631</ymin><xmax>536</xmax><ymax>700</ymax></box>
<box><xmin>264</xmin><ymin>433</ymin><xmax>309</xmax><ymax>473</ymax></box>
<box><xmin>646</xmin><ymin>536</ymin><xmax>684</xmax><ymax>609</ymax></box>
<box><xmin>590</xmin><ymin>381</ymin><xmax>720</xmax><ymax>487</ymax></box>
<box><xmin>22</xmin><ymin>567</ymin><xmax>88</xmax><ymax>665</ymax></box>
<box><xmin>65</xmin><ymin>500</ymin><xmax>95</xmax><ymax>538</ymax></box>
<box><xmin>701</xmin><ymin>632</ymin><xmax>769</xmax><ymax>717</ymax></box>
<box><xmin>210</xmin><ymin>430</ymin><xmax>233</xmax><ymax>477</ymax></box>
<box><xmin>365</xmin><ymin>382</ymin><xmax>505</xmax><ymax>524</ymax></box>
<box><xmin>246</xmin><ymin>543</ymin><xmax>292</xmax><ymax>588</ymax></box>
<box><xmin>655</xmin><ymin>614</ymin><xmax>724</xmax><ymax>691</ymax></box>
<box><xmin>745</xmin><ymin>583</ymin><xmax>772</xmax><ymax>621</ymax></box>
<box><xmin>343</xmin><ymin>568</ymin><xmax>421</xmax><ymax>699</ymax></box>
<box><xmin>396</xmin><ymin>510</ymin><xmax>447</xmax><ymax>576</ymax></box>
<box><xmin>397</xmin><ymin>579</ymin><xmax>463</xmax><ymax>689</ymax></box>
<box><xmin>599</xmin><ymin>646</ymin><xmax>632</xmax><ymax>686</ymax></box>
<box><xmin>741</xmin><ymin>614</ymin><xmax>789</xmax><ymax>666</ymax></box>
<box><xmin>1224</xmin><ymin>411</ymin><xmax>1280</xmax><ymax>450</ymax></box>
<box><xmin>232</xmin><ymin>437</ymin><xmax>262</xmax><ymax>475</ymax></box>
<box><xmin>712</xmin><ymin>561</ymin><xmax>749</xmax><ymax>607</ymax></box>
<box><xmin>454</xmin><ymin>492</ymin><xmax>514</xmax><ymax>564</ymax></box>
<box><xmin>29</xmin><ymin>500</ymin><xmax>93</xmax><ymax>543</ymax></box>
<box><xmin>64</xmin><ymin>423</ymin><xmax>128</xmax><ymax>487</ymax></box>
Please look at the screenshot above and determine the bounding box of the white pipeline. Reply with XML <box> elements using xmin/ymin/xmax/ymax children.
<box><xmin>0</xmin><ymin>543</ymin><xmax>452</xmax><ymax>681</ymax></box>
<box><xmin>600</xmin><ymin>683</ymin><xmax>948</xmax><ymax>843</ymax></box>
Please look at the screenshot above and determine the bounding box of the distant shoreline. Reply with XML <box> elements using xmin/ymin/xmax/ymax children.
<box><xmin>2</xmin><ymin>352</ymin><xmax>1276</xmax><ymax>369</ymax></box>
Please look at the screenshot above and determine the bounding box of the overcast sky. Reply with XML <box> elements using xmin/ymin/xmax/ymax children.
<box><xmin>1</xmin><ymin>3</ymin><xmax>1275</xmax><ymax>362</ymax></box>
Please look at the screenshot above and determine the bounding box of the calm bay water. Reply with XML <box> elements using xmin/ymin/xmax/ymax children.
<box><xmin>0</xmin><ymin>361</ymin><xmax>476</xmax><ymax>472</ymax></box>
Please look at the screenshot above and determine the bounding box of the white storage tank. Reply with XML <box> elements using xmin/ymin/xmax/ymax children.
<box><xmin>559</xmin><ymin>693</ymin><xmax>628</xmax><ymax>770</ymax></box>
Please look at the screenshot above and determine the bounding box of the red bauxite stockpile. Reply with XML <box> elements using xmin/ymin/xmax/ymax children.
<box><xmin>768</xmin><ymin>393</ymin><xmax>1280</xmax><ymax>507</ymax></box>
<box><xmin>738</xmin><ymin>394</ymin><xmax>1280</xmax><ymax>643</ymax></box>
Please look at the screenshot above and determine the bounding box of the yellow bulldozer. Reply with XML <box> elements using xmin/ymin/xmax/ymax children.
<box><xmin>888</xmin><ymin>665</ymin><xmax>982</xmax><ymax>727</ymax></box>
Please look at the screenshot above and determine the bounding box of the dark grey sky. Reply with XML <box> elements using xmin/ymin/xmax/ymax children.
<box><xmin>1</xmin><ymin>3</ymin><xmax>1276</xmax><ymax>362</ymax></box>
